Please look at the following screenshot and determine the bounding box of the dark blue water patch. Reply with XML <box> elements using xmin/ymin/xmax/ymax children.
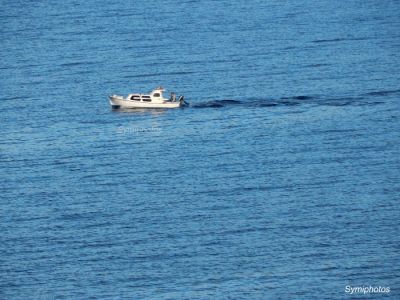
<box><xmin>295</xmin><ymin>95</ymin><xmax>312</xmax><ymax>100</ymax></box>
<box><xmin>281</xmin><ymin>46</ymin><xmax>297</xmax><ymax>50</ymax></box>
<box><xmin>217</xmin><ymin>99</ymin><xmax>242</xmax><ymax>104</ymax></box>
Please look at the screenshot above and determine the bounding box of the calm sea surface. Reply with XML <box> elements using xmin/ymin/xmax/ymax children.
<box><xmin>1</xmin><ymin>1</ymin><xmax>400</xmax><ymax>299</ymax></box>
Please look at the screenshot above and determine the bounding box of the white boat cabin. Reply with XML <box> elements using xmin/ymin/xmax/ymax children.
<box><xmin>127</xmin><ymin>87</ymin><xmax>168</xmax><ymax>103</ymax></box>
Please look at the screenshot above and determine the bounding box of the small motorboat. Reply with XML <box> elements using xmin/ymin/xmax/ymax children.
<box><xmin>109</xmin><ymin>87</ymin><xmax>185</xmax><ymax>109</ymax></box>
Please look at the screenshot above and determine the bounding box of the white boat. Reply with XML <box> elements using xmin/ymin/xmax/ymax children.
<box><xmin>109</xmin><ymin>87</ymin><xmax>185</xmax><ymax>109</ymax></box>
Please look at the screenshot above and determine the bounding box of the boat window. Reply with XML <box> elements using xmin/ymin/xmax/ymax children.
<box><xmin>142</xmin><ymin>98</ymin><xmax>151</xmax><ymax>102</ymax></box>
<box><xmin>131</xmin><ymin>95</ymin><xmax>140</xmax><ymax>101</ymax></box>
<box><xmin>153</xmin><ymin>93</ymin><xmax>160</xmax><ymax>97</ymax></box>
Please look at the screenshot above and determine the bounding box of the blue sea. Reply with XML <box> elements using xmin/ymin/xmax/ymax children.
<box><xmin>1</xmin><ymin>0</ymin><xmax>400</xmax><ymax>299</ymax></box>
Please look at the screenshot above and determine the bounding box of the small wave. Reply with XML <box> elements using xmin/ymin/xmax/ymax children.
<box><xmin>280</xmin><ymin>101</ymin><xmax>301</xmax><ymax>106</ymax></box>
<box><xmin>296</xmin><ymin>96</ymin><xmax>313</xmax><ymax>100</ymax></box>
<box><xmin>59</xmin><ymin>61</ymin><xmax>98</xmax><ymax>67</ymax></box>
<box><xmin>319</xmin><ymin>96</ymin><xmax>385</xmax><ymax>107</ymax></box>
<box><xmin>188</xmin><ymin>94</ymin><xmax>386</xmax><ymax>109</ymax></box>
<box><xmin>281</xmin><ymin>95</ymin><xmax>314</xmax><ymax>101</ymax></box>
<box><xmin>191</xmin><ymin>97</ymin><xmax>315</xmax><ymax>108</ymax></box>
<box><xmin>191</xmin><ymin>102</ymin><xmax>224</xmax><ymax>108</ymax></box>
<box><xmin>323</xmin><ymin>101</ymin><xmax>352</xmax><ymax>107</ymax></box>
<box><xmin>303</xmin><ymin>63</ymin><xmax>331</xmax><ymax>68</ymax></box>
<box><xmin>1</xmin><ymin>96</ymin><xmax>24</xmax><ymax>101</ymax></box>
<box><xmin>364</xmin><ymin>89</ymin><xmax>400</xmax><ymax>97</ymax></box>
<box><xmin>123</xmin><ymin>71</ymin><xmax>195</xmax><ymax>79</ymax></box>
<box><xmin>320</xmin><ymin>97</ymin><xmax>361</xmax><ymax>107</ymax></box>
<box><xmin>191</xmin><ymin>99</ymin><xmax>241</xmax><ymax>108</ymax></box>
<box><xmin>274</xmin><ymin>95</ymin><xmax>314</xmax><ymax>106</ymax></box>
<box><xmin>354</xmin><ymin>101</ymin><xmax>384</xmax><ymax>107</ymax></box>
<box><xmin>256</xmin><ymin>102</ymin><xmax>278</xmax><ymax>107</ymax></box>
<box><xmin>219</xmin><ymin>99</ymin><xmax>242</xmax><ymax>104</ymax></box>
<box><xmin>312</xmin><ymin>37</ymin><xmax>370</xmax><ymax>43</ymax></box>
<box><xmin>312</xmin><ymin>38</ymin><xmax>346</xmax><ymax>43</ymax></box>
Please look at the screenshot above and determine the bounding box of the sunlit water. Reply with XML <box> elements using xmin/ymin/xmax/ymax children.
<box><xmin>1</xmin><ymin>1</ymin><xmax>400</xmax><ymax>299</ymax></box>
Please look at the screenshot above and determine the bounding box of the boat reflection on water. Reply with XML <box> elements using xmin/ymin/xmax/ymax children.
<box><xmin>111</xmin><ymin>107</ymin><xmax>168</xmax><ymax>116</ymax></box>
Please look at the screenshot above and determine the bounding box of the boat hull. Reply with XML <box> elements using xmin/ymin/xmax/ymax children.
<box><xmin>109</xmin><ymin>96</ymin><xmax>181</xmax><ymax>109</ymax></box>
